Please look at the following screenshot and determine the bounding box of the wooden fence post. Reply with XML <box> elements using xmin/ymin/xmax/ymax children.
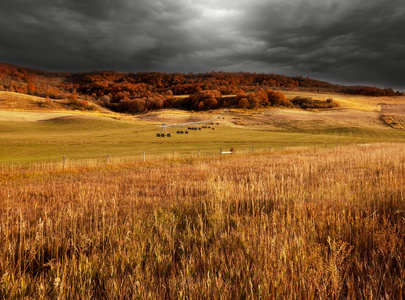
<box><xmin>143</xmin><ymin>152</ymin><xmax>145</xmax><ymax>163</ymax></box>
<box><xmin>220</xmin><ymin>148</ymin><xmax>222</xmax><ymax>156</ymax></box>
<box><xmin>63</xmin><ymin>156</ymin><xmax>66</xmax><ymax>171</ymax></box>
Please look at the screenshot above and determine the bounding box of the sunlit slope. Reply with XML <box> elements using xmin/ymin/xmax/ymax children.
<box><xmin>282</xmin><ymin>90</ymin><xmax>405</xmax><ymax>111</ymax></box>
<box><xmin>0</xmin><ymin>91</ymin><xmax>116</xmax><ymax>117</ymax></box>
<box><xmin>0</xmin><ymin>91</ymin><xmax>64</xmax><ymax>110</ymax></box>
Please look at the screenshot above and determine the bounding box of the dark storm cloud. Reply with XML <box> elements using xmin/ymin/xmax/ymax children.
<box><xmin>0</xmin><ymin>0</ymin><xmax>200</xmax><ymax>70</ymax></box>
<box><xmin>233</xmin><ymin>0</ymin><xmax>405</xmax><ymax>89</ymax></box>
<box><xmin>0</xmin><ymin>0</ymin><xmax>404</xmax><ymax>90</ymax></box>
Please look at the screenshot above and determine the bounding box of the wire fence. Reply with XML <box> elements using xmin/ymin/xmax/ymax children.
<box><xmin>0</xmin><ymin>141</ymin><xmax>375</xmax><ymax>176</ymax></box>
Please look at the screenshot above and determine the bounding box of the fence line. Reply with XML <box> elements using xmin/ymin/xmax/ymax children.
<box><xmin>0</xmin><ymin>142</ymin><xmax>374</xmax><ymax>175</ymax></box>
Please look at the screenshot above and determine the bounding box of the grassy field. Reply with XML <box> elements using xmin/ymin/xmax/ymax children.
<box><xmin>2</xmin><ymin>113</ymin><xmax>405</xmax><ymax>164</ymax></box>
<box><xmin>1</xmin><ymin>92</ymin><xmax>405</xmax><ymax>298</ymax></box>
<box><xmin>1</xmin><ymin>103</ymin><xmax>405</xmax><ymax>165</ymax></box>
<box><xmin>1</xmin><ymin>144</ymin><xmax>404</xmax><ymax>298</ymax></box>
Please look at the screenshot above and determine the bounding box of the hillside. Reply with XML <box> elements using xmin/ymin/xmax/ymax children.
<box><xmin>2</xmin><ymin>87</ymin><xmax>405</xmax><ymax>134</ymax></box>
<box><xmin>1</xmin><ymin>63</ymin><xmax>403</xmax><ymax>116</ymax></box>
<box><xmin>0</xmin><ymin>91</ymin><xmax>122</xmax><ymax>118</ymax></box>
<box><xmin>0</xmin><ymin>91</ymin><xmax>74</xmax><ymax>111</ymax></box>
<box><xmin>2</xmin><ymin>63</ymin><xmax>405</xmax><ymax>165</ymax></box>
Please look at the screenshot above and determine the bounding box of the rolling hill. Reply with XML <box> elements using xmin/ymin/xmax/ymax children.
<box><xmin>1</xmin><ymin>88</ymin><xmax>405</xmax><ymax>164</ymax></box>
<box><xmin>1</xmin><ymin>63</ymin><xmax>405</xmax><ymax>164</ymax></box>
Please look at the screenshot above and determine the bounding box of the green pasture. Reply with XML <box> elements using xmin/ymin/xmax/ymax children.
<box><xmin>1</xmin><ymin>114</ymin><xmax>405</xmax><ymax>164</ymax></box>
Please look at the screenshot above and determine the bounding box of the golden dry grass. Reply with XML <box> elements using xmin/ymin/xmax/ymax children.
<box><xmin>0</xmin><ymin>92</ymin><xmax>64</xmax><ymax>111</ymax></box>
<box><xmin>282</xmin><ymin>90</ymin><xmax>405</xmax><ymax>112</ymax></box>
<box><xmin>0</xmin><ymin>91</ymin><xmax>126</xmax><ymax>121</ymax></box>
<box><xmin>1</xmin><ymin>144</ymin><xmax>404</xmax><ymax>299</ymax></box>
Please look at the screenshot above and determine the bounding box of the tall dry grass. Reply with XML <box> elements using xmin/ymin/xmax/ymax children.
<box><xmin>1</xmin><ymin>144</ymin><xmax>404</xmax><ymax>298</ymax></box>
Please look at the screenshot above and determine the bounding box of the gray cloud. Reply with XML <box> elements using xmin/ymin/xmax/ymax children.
<box><xmin>0</xmin><ymin>0</ymin><xmax>404</xmax><ymax>90</ymax></box>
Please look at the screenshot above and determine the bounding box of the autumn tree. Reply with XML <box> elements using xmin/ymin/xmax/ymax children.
<box><xmin>247</xmin><ymin>96</ymin><xmax>260</xmax><ymax>108</ymax></box>
<box><xmin>67</xmin><ymin>93</ymin><xmax>78</xmax><ymax>103</ymax></box>
<box><xmin>238</xmin><ymin>97</ymin><xmax>249</xmax><ymax>109</ymax></box>
<box><xmin>27</xmin><ymin>82</ymin><xmax>36</xmax><ymax>95</ymax></box>
<box><xmin>67</xmin><ymin>93</ymin><xmax>89</xmax><ymax>109</ymax></box>
<box><xmin>204</xmin><ymin>97</ymin><xmax>218</xmax><ymax>110</ymax></box>
<box><xmin>197</xmin><ymin>101</ymin><xmax>205</xmax><ymax>111</ymax></box>
<box><xmin>267</xmin><ymin>90</ymin><xmax>291</xmax><ymax>106</ymax></box>
<box><xmin>45</xmin><ymin>96</ymin><xmax>54</xmax><ymax>107</ymax></box>
<box><xmin>186</xmin><ymin>90</ymin><xmax>222</xmax><ymax>110</ymax></box>
<box><xmin>100</xmin><ymin>95</ymin><xmax>111</xmax><ymax>105</ymax></box>
<box><xmin>119</xmin><ymin>98</ymin><xmax>146</xmax><ymax>113</ymax></box>
<box><xmin>235</xmin><ymin>89</ymin><xmax>247</xmax><ymax>107</ymax></box>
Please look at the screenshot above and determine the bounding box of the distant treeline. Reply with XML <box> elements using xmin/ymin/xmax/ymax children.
<box><xmin>0</xmin><ymin>63</ymin><xmax>403</xmax><ymax>113</ymax></box>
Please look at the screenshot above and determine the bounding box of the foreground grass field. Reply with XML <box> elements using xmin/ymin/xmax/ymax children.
<box><xmin>1</xmin><ymin>144</ymin><xmax>404</xmax><ymax>298</ymax></box>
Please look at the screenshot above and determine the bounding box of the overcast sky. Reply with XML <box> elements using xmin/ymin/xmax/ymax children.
<box><xmin>0</xmin><ymin>0</ymin><xmax>404</xmax><ymax>90</ymax></box>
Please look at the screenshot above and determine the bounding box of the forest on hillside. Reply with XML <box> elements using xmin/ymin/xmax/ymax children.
<box><xmin>0</xmin><ymin>63</ymin><xmax>402</xmax><ymax>113</ymax></box>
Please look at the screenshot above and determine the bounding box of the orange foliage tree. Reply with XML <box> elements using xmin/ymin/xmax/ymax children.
<box><xmin>238</xmin><ymin>97</ymin><xmax>249</xmax><ymax>109</ymax></box>
<box><xmin>185</xmin><ymin>90</ymin><xmax>222</xmax><ymax>110</ymax></box>
<box><xmin>267</xmin><ymin>90</ymin><xmax>291</xmax><ymax>106</ymax></box>
<box><xmin>27</xmin><ymin>82</ymin><xmax>36</xmax><ymax>95</ymax></box>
